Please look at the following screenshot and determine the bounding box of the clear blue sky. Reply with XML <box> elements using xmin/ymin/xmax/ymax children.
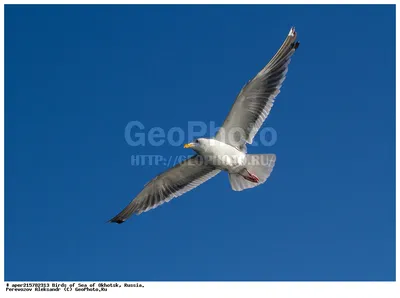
<box><xmin>5</xmin><ymin>5</ymin><xmax>395</xmax><ymax>281</ymax></box>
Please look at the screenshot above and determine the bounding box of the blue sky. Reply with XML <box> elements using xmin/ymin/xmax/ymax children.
<box><xmin>5</xmin><ymin>5</ymin><xmax>395</xmax><ymax>281</ymax></box>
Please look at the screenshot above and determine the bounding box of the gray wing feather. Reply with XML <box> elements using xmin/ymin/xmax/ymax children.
<box><xmin>109</xmin><ymin>155</ymin><xmax>220</xmax><ymax>223</ymax></box>
<box><xmin>215</xmin><ymin>27</ymin><xmax>300</xmax><ymax>149</ymax></box>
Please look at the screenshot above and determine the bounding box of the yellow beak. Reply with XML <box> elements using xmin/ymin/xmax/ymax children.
<box><xmin>184</xmin><ymin>143</ymin><xmax>195</xmax><ymax>149</ymax></box>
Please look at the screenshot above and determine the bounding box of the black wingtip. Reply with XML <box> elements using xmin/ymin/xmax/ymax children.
<box><xmin>107</xmin><ymin>218</ymin><xmax>126</xmax><ymax>224</ymax></box>
<box><xmin>294</xmin><ymin>41</ymin><xmax>300</xmax><ymax>50</ymax></box>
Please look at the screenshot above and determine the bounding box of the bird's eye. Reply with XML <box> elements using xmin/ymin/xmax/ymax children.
<box><xmin>195</xmin><ymin>139</ymin><xmax>199</xmax><ymax>143</ymax></box>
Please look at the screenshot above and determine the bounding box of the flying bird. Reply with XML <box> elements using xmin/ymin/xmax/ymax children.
<box><xmin>109</xmin><ymin>27</ymin><xmax>300</xmax><ymax>224</ymax></box>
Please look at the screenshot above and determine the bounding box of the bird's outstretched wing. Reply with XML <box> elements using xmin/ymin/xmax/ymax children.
<box><xmin>215</xmin><ymin>27</ymin><xmax>300</xmax><ymax>149</ymax></box>
<box><xmin>109</xmin><ymin>155</ymin><xmax>220</xmax><ymax>223</ymax></box>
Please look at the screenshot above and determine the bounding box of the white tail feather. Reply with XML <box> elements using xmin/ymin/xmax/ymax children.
<box><xmin>229</xmin><ymin>154</ymin><xmax>276</xmax><ymax>191</ymax></box>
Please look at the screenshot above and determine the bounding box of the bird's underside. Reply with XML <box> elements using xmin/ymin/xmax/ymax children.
<box><xmin>109</xmin><ymin>27</ymin><xmax>299</xmax><ymax>224</ymax></box>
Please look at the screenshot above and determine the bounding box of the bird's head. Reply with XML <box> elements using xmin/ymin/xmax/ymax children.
<box><xmin>183</xmin><ymin>138</ymin><xmax>209</xmax><ymax>153</ymax></box>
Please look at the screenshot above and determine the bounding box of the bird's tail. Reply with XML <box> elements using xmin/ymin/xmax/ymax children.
<box><xmin>229</xmin><ymin>154</ymin><xmax>276</xmax><ymax>191</ymax></box>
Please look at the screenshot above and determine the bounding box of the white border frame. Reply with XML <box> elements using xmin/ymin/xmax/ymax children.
<box><xmin>1</xmin><ymin>1</ymin><xmax>397</xmax><ymax>297</ymax></box>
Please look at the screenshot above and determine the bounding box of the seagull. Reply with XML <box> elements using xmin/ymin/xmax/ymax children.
<box><xmin>109</xmin><ymin>27</ymin><xmax>300</xmax><ymax>224</ymax></box>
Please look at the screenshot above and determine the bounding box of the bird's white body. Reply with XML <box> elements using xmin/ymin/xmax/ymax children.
<box><xmin>190</xmin><ymin>138</ymin><xmax>246</xmax><ymax>173</ymax></box>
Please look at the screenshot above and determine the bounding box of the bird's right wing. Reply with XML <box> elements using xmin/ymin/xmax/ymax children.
<box><xmin>215</xmin><ymin>27</ymin><xmax>299</xmax><ymax>149</ymax></box>
<box><xmin>109</xmin><ymin>155</ymin><xmax>220</xmax><ymax>223</ymax></box>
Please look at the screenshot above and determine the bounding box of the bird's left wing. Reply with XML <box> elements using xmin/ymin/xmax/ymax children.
<box><xmin>109</xmin><ymin>155</ymin><xmax>220</xmax><ymax>223</ymax></box>
<box><xmin>215</xmin><ymin>27</ymin><xmax>299</xmax><ymax>149</ymax></box>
